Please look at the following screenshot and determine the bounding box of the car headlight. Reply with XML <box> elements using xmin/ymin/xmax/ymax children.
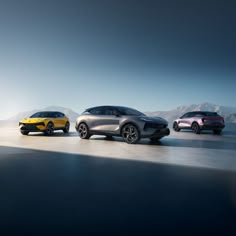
<box><xmin>140</xmin><ymin>118</ymin><xmax>153</xmax><ymax>122</ymax></box>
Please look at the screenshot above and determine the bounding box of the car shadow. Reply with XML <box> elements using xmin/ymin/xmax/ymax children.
<box><xmin>157</xmin><ymin>138</ymin><xmax>236</xmax><ymax>151</ymax></box>
<box><xmin>0</xmin><ymin>145</ymin><xmax>235</xmax><ymax>235</ymax></box>
<box><xmin>27</xmin><ymin>131</ymin><xmax>78</xmax><ymax>137</ymax></box>
<box><xmin>91</xmin><ymin>136</ymin><xmax>236</xmax><ymax>151</ymax></box>
<box><xmin>173</xmin><ymin>123</ymin><xmax>236</xmax><ymax>136</ymax></box>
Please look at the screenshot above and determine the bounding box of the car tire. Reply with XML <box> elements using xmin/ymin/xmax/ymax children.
<box><xmin>121</xmin><ymin>123</ymin><xmax>140</xmax><ymax>144</ymax></box>
<box><xmin>173</xmin><ymin>122</ymin><xmax>180</xmax><ymax>132</ymax></box>
<box><xmin>44</xmin><ymin>122</ymin><xmax>54</xmax><ymax>136</ymax></box>
<box><xmin>192</xmin><ymin>122</ymin><xmax>200</xmax><ymax>134</ymax></box>
<box><xmin>150</xmin><ymin>137</ymin><xmax>162</xmax><ymax>142</ymax></box>
<box><xmin>213</xmin><ymin>130</ymin><xmax>222</xmax><ymax>135</ymax></box>
<box><xmin>78</xmin><ymin>123</ymin><xmax>91</xmax><ymax>139</ymax></box>
<box><xmin>21</xmin><ymin>130</ymin><xmax>29</xmax><ymax>135</ymax></box>
<box><xmin>105</xmin><ymin>135</ymin><xmax>113</xmax><ymax>140</ymax></box>
<box><xmin>63</xmin><ymin>122</ymin><xmax>70</xmax><ymax>133</ymax></box>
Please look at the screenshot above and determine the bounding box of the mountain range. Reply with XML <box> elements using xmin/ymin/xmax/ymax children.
<box><xmin>145</xmin><ymin>102</ymin><xmax>236</xmax><ymax>122</ymax></box>
<box><xmin>8</xmin><ymin>103</ymin><xmax>236</xmax><ymax>123</ymax></box>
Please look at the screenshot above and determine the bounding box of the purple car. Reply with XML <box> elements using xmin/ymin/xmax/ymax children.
<box><xmin>173</xmin><ymin>111</ymin><xmax>225</xmax><ymax>134</ymax></box>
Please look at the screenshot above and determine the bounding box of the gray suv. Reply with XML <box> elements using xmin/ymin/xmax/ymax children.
<box><xmin>173</xmin><ymin>111</ymin><xmax>225</xmax><ymax>134</ymax></box>
<box><xmin>75</xmin><ymin>106</ymin><xmax>170</xmax><ymax>144</ymax></box>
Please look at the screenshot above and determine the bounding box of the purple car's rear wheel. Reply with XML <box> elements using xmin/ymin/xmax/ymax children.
<box><xmin>192</xmin><ymin>122</ymin><xmax>200</xmax><ymax>134</ymax></box>
<box><xmin>213</xmin><ymin>130</ymin><xmax>222</xmax><ymax>135</ymax></box>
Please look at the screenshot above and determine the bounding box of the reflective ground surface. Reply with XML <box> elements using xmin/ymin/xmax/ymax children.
<box><xmin>0</xmin><ymin>122</ymin><xmax>236</xmax><ymax>235</ymax></box>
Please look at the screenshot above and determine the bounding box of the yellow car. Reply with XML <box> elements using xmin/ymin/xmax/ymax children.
<box><xmin>19</xmin><ymin>111</ymin><xmax>70</xmax><ymax>135</ymax></box>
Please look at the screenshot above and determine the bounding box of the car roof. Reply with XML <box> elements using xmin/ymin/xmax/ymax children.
<box><xmin>189</xmin><ymin>111</ymin><xmax>216</xmax><ymax>113</ymax></box>
<box><xmin>32</xmin><ymin>111</ymin><xmax>65</xmax><ymax>115</ymax></box>
<box><xmin>184</xmin><ymin>111</ymin><xmax>218</xmax><ymax>115</ymax></box>
<box><xmin>35</xmin><ymin>111</ymin><xmax>63</xmax><ymax>114</ymax></box>
<box><xmin>86</xmin><ymin>105</ymin><xmax>132</xmax><ymax>110</ymax></box>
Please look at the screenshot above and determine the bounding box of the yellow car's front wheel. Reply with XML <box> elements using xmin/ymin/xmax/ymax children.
<box><xmin>44</xmin><ymin>122</ymin><xmax>54</xmax><ymax>136</ymax></box>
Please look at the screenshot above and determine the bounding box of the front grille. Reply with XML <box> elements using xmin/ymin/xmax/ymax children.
<box><xmin>144</xmin><ymin>123</ymin><xmax>167</xmax><ymax>130</ymax></box>
<box><xmin>20</xmin><ymin>122</ymin><xmax>45</xmax><ymax>131</ymax></box>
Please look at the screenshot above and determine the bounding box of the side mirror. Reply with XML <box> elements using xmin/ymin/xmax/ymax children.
<box><xmin>113</xmin><ymin>110</ymin><xmax>120</xmax><ymax>117</ymax></box>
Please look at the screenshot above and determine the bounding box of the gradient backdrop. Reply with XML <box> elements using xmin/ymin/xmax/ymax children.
<box><xmin>0</xmin><ymin>0</ymin><xmax>235</xmax><ymax>119</ymax></box>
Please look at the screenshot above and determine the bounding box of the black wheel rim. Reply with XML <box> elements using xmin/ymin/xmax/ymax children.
<box><xmin>47</xmin><ymin>123</ymin><xmax>54</xmax><ymax>135</ymax></box>
<box><xmin>174</xmin><ymin>123</ymin><xmax>178</xmax><ymax>131</ymax></box>
<box><xmin>78</xmin><ymin>124</ymin><xmax>88</xmax><ymax>138</ymax></box>
<box><xmin>122</xmin><ymin>125</ymin><xmax>139</xmax><ymax>143</ymax></box>
<box><xmin>193</xmin><ymin>124</ymin><xmax>198</xmax><ymax>133</ymax></box>
<box><xmin>65</xmin><ymin>123</ymin><xmax>70</xmax><ymax>131</ymax></box>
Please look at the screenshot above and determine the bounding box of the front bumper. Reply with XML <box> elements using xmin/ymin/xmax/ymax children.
<box><xmin>150</xmin><ymin>127</ymin><xmax>170</xmax><ymax>138</ymax></box>
<box><xmin>19</xmin><ymin>122</ymin><xmax>46</xmax><ymax>132</ymax></box>
<box><xmin>142</xmin><ymin>122</ymin><xmax>170</xmax><ymax>138</ymax></box>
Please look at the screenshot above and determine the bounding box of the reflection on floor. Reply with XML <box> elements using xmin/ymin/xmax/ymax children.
<box><xmin>0</xmin><ymin>146</ymin><xmax>236</xmax><ymax>235</ymax></box>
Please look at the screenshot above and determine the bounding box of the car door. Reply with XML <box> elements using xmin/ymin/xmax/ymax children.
<box><xmin>55</xmin><ymin>112</ymin><xmax>66</xmax><ymax>128</ymax></box>
<box><xmin>51</xmin><ymin>112</ymin><xmax>60</xmax><ymax>128</ymax></box>
<box><xmin>178</xmin><ymin>113</ymin><xmax>193</xmax><ymax>128</ymax></box>
<box><xmin>89</xmin><ymin>107</ymin><xmax>120</xmax><ymax>133</ymax></box>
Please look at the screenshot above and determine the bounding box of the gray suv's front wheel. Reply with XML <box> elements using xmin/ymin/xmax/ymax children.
<box><xmin>121</xmin><ymin>124</ymin><xmax>140</xmax><ymax>144</ymax></box>
<box><xmin>78</xmin><ymin>123</ymin><xmax>91</xmax><ymax>139</ymax></box>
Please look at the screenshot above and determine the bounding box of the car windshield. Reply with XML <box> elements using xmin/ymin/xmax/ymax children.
<box><xmin>117</xmin><ymin>107</ymin><xmax>145</xmax><ymax>116</ymax></box>
<box><xmin>30</xmin><ymin>112</ymin><xmax>55</xmax><ymax>118</ymax></box>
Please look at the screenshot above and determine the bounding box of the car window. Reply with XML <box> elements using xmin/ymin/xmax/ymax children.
<box><xmin>205</xmin><ymin>112</ymin><xmax>218</xmax><ymax>116</ymax></box>
<box><xmin>55</xmin><ymin>112</ymin><xmax>64</xmax><ymax>118</ymax></box>
<box><xmin>43</xmin><ymin>112</ymin><xmax>56</xmax><ymax>118</ymax></box>
<box><xmin>103</xmin><ymin>108</ymin><xmax>112</xmax><ymax>115</ymax></box>
<box><xmin>117</xmin><ymin>107</ymin><xmax>144</xmax><ymax>116</ymax></box>
<box><xmin>181</xmin><ymin>113</ymin><xmax>190</xmax><ymax>118</ymax></box>
<box><xmin>89</xmin><ymin>107</ymin><xmax>104</xmax><ymax>115</ymax></box>
<box><xmin>194</xmin><ymin>112</ymin><xmax>204</xmax><ymax>117</ymax></box>
<box><xmin>30</xmin><ymin>112</ymin><xmax>41</xmax><ymax>118</ymax></box>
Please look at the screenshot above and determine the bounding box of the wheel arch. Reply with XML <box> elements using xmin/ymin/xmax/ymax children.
<box><xmin>77</xmin><ymin>120</ymin><xmax>89</xmax><ymax>128</ymax></box>
<box><xmin>120</xmin><ymin>121</ymin><xmax>140</xmax><ymax>135</ymax></box>
<box><xmin>191</xmin><ymin>121</ymin><xmax>199</xmax><ymax>128</ymax></box>
<box><xmin>173</xmin><ymin>121</ymin><xmax>178</xmax><ymax>128</ymax></box>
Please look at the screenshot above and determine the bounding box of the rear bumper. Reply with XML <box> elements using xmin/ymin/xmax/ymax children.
<box><xmin>200</xmin><ymin>124</ymin><xmax>225</xmax><ymax>130</ymax></box>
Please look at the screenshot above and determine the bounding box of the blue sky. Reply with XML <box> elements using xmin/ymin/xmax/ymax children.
<box><xmin>0</xmin><ymin>0</ymin><xmax>235</xmax><ymax>119</ymax></box>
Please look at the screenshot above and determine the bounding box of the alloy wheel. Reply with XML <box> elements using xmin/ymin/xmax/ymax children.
<box><xmin>45</xmin><ymin>123</ymin><xmax>54</xmax><ymax>135</ymax></box>
<box><xmin>122</xmin><ymin>124</ymin><xmax>140</xmax><ymax>144</ymax></box>
<box><xmin>192</xmin><ymin>123</ymin><xmax>200</xmax><ymax>134</ymax></box>
<box><xmin>78</xmin><ymin>123</ymin><xmax>90</xmax><ymax>139</ymax></box>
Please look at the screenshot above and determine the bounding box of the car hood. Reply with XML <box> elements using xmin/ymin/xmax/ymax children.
<box><xmin>139</xmin><ymin>116</ymin><xmax>168</xmax><ymax>124</ymax></box>
<box><xmin>20</xmin><ymin>118</ymin><xmax>47</xmax><ymax>123</ymax></box>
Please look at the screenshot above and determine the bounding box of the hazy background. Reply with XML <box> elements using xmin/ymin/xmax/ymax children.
<box><xmin>0</xmin><ymin>0</ymin><xmax>235</xmax><ymax>119</ymax></box>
